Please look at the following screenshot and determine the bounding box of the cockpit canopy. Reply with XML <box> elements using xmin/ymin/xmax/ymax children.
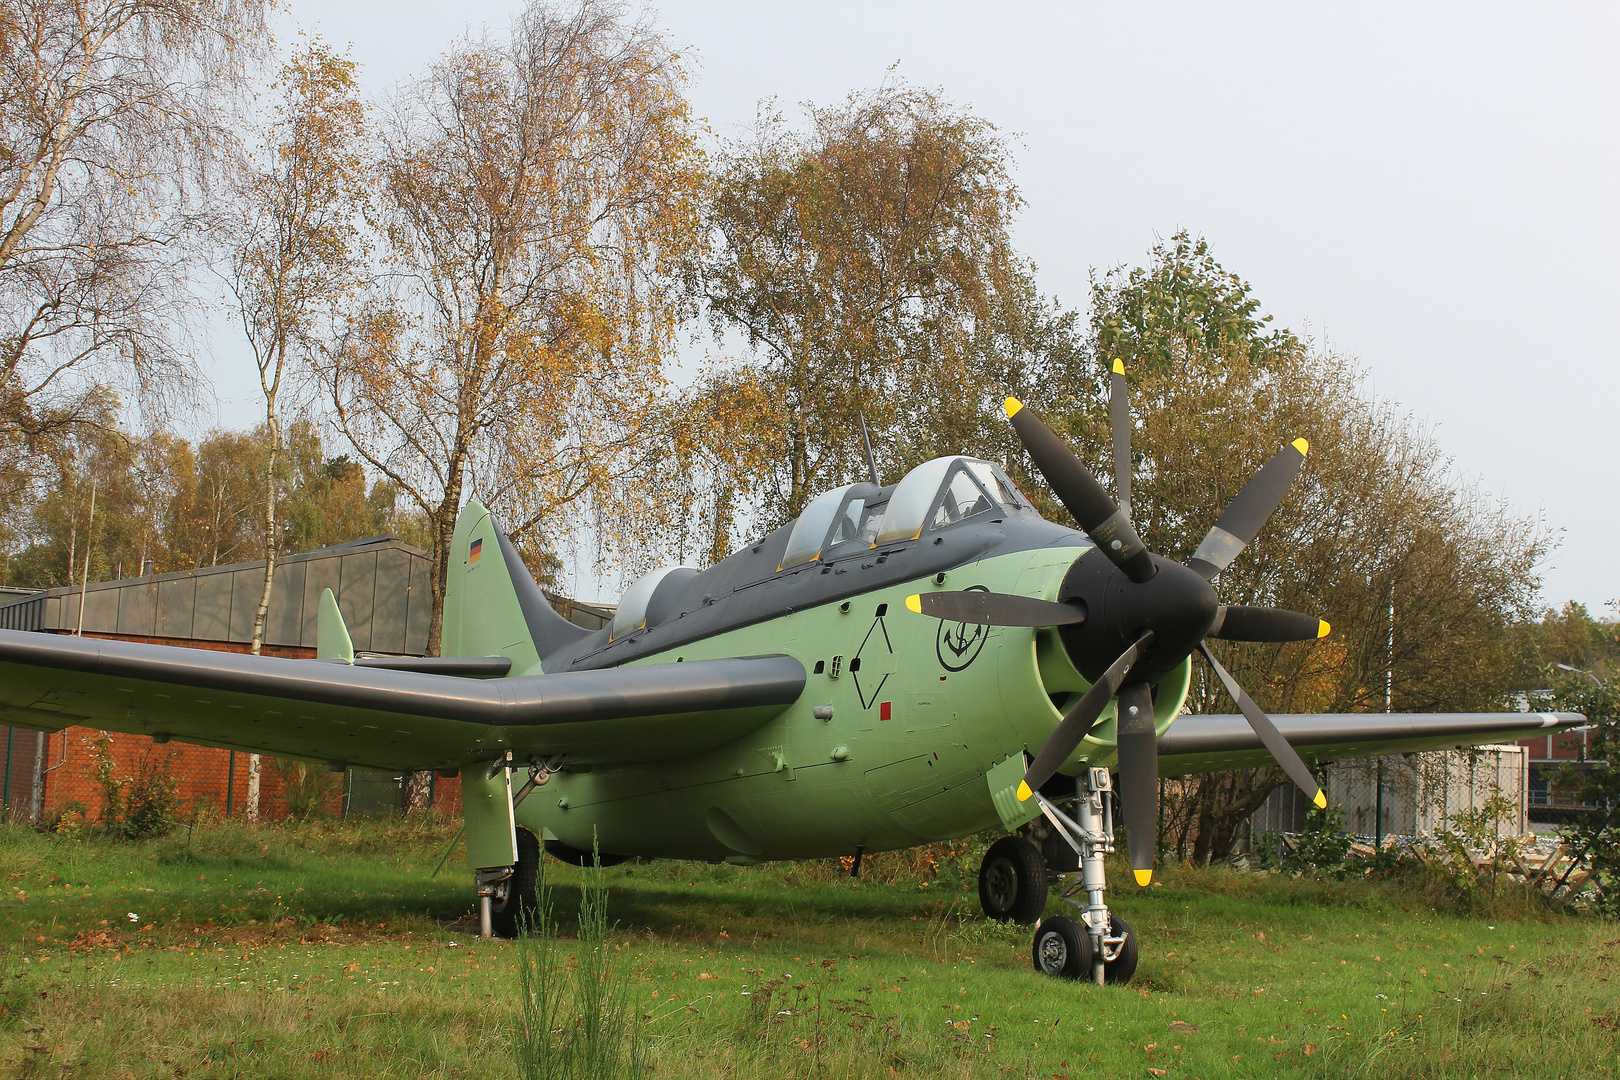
<box><xmin>779</xmin><ymin>456</ymin><xmax>1030</xmax><ymax>569</ymax></box>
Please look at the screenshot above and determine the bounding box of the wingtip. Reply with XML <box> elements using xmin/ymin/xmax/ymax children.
<box><xmin>904</xmin><ymin>594</ymin><xmax>922</xmax><ymax>614</ymax></box>
<box><xmin>1003</xmin><ymin>396</ymin><xmax>1023</xmax><ymax>418</ymax></box>
<box><xmin>1112</xmin><ymin>358</ymin><xmax>1125</xmax><ymax>375</ymax></box>
<box><xmin>1292</xmin><ymin>437</ymin><xmax>1309</xmax><ymax>456</ymax></box>
<box><xmin>1318</xmin><ymin>620</ymin><xmax>1331</xmax><ymax>638</ymax></box>
<box><xmin>1313</xmin><ymin>790</ymin><xmax>1328</xmax><ymax>809</ymax></box>
<box><xmin>1016</xmin><ymin>781</ymin><xmax>1032</xmax><ymax>803</ymax></box>
<box><xmin>1134</xmin><ymin>868</ymin><xmax>1153</xmax><ymax>887</ymax></box>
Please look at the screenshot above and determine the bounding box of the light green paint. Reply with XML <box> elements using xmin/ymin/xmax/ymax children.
<box><xmin>316</xmin><ymin>589</ymin><xmax>354</xmax><ymax>663</ymax></box>
<box><xmin>460</xmin><ymin>761</ymin><xmax>517</xmax><ymax>869</ymax></box>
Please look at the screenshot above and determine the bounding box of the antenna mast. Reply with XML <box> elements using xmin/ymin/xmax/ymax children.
<box><xmin>858</xmin><ymin>414</ymin><xmax>880</xmax><ymax>486</ymax></box>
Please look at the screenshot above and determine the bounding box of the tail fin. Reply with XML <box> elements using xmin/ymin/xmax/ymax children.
<box><xmin>441</xmin><ymin>500</ymin><xmax>590</xmax><ymax>673</ymax></box>
<box><xmin>317</xmin><ymin>589</ymin><xmax>355</xmax><ymax>663</ymax></box>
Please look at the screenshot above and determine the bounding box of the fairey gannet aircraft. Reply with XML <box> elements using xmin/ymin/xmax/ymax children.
<box><xmin>0</xmin><ymin>381</ymin><xmax>1579</xmax><ymax>986</ymax></box>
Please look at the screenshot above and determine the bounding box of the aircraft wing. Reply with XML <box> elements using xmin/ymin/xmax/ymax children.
<box><xmin>0</xmin><ymin>630</ymin><xmax>805</xmax><ymax>770</ymax></box>
<box><xmin>1157</xmin><ymin>711</ymin><xmax>1584</xmax><ymax>777</ymax></box>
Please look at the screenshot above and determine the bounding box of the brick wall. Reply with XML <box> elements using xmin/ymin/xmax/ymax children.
<box><xmin>2</xmin><ymin>631</ymin><xmax>467</xmax><ymax>823</ymax></box>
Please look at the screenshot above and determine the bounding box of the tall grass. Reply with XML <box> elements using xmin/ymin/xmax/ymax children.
<box><xmin>515</xmin><ymin>849</ymin><xmax>646</xmax><ymax>1080</ymax></box>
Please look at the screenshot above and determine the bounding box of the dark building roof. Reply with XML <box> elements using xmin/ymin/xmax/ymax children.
<box><xmin>0</xmin><ymin>536</ymin><xmax>615</xmax><ymax>653</ymax></box>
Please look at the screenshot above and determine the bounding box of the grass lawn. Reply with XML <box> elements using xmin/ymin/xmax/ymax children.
<box><xmin>0</xmin><ymin>816</ymin><xmax>1613</xmax><ymax>1079</ymax></box>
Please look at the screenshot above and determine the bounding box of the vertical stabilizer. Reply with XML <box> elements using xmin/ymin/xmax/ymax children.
<box><xmin>441</xmin><ymin>501</ymin><xmax>590</xmax><ymax>673</ymax></box>
<box><xmin>316</xmin><ymin>589</ymin><xmax>354</xmax><ymax>663</ymax></box>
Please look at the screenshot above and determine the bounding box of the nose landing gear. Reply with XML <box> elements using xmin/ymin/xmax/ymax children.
<box><xmin>1024</xmin><ymin>767</ymin><xmax>1138</xmax><ymax>985</ymax></box>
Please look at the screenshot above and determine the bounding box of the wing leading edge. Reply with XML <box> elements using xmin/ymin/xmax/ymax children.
<box><xmin>0</xmin><ymin>629</ymin><xmax>805</xmax><ymax>770</ymax></box>
<box><xmin>1157</xmin><ymin>711</ymin><xmax>1584</xmax><ymax>777</ymax></box>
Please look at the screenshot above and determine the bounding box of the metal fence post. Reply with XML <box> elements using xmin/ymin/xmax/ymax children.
<box><xmin>226</xmin><ymin>751</ymin><xmax>235</xmax><ymax>817</ymax></box>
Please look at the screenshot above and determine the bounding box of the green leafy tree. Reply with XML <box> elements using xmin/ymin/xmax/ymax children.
<box><xmin>1071</xmin><ymin>234</ymin><xmax>1549</xmax><ymax>863</ymax></box>
<box><xmin>1547</xmin><ymin>675</ymin><xmax>1619</xmax><ymax>912</ymax></box>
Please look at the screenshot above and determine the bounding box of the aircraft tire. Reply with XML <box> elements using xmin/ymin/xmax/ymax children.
<box><xmin>978</xmin><ymin>836</ymin><xmax>1049</xmax><ymax>924</ymax></box>
<box><xmin>488</xmin><ymin>827</ymin><xmax>540</xmax><ymax>939</ymax></box>
<box><xmin>1031</xmin><ymin>915</ymin><xmax>1093</xmax><ymax>979</ymax></box>
<box><xmin>1101</xmin><ymin>914</ymin><xmax>1139</xmax><ymax>984</ymax></box>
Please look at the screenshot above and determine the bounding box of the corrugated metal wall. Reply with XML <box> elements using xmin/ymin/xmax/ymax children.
<box><xmin>0</xmin><ymin>536</ymin><xmax>433</xmax><ymax>654</ymax></box>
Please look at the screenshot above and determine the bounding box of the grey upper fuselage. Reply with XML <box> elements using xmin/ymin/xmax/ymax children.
<box><xmin>543</xmin><ymin>482</ymin><xmax>1082</xmax><ymax>673</ymax></box>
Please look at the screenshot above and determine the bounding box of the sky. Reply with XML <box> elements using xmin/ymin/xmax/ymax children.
<box><xmin>205</xmin><ymin>2</ymin><xmax>1619</xmax><ymax>611</ymax></box>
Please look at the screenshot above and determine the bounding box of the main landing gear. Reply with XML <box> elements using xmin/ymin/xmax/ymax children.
<box><xmin>977</xmin><ymin>767</ymin><xmax>1138</xmax><ymax>985</ymax></box>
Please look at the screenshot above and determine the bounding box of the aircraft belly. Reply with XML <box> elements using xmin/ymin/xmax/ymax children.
<box><xmin>524</xmin><ymin>761</ymin><xmax>919</xmax><ymax>861</ymax></box>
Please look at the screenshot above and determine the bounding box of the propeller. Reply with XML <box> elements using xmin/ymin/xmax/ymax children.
<box><xmin>905</xmin><ymin>591</ymin><xmax>1085</xmax><ymax>626</ymax></box>
<box><xmin>1196</xmin><ymin>642</ymin><xmax>1327</xmax><ymax>809</ymax></box>
<box><xmin>910</xmin><ymin>369</ymin><xmax>1330</xmax><ymax>886</ymax></box>
<box><xmin>1016</xmin><ymin>630</ymin><xmax>1154</xmax><ymax>805</ymax></box>
<box><xmin>1210</xmin><ymin>605</ymin><xmax>1329</xmax><ymax>643</ymax></box>
<box><xmin>1004</xmin><ymin>397</ymin><xmax>1154</xmax><ymax>583</ymax></box>
<box><xmin>1186</xmin><ymin>438</ymin><xmax>1309</xmax><ymax>581</ymax></box>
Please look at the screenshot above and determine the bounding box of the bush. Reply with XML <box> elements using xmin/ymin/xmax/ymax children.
<box><xmin>1283</xmin><ymin>804</ymin><xmax>1354</xmax><ymax>874</ymax></box>
<box><xmin>121</xmin><ymin>752</ymin><xmax>180</xmax><ymax>839</ymax></box>
<box><xmin>273</xmin><ymin>759</ymin><xmax>337</xmax><ymax>820</ymax></box>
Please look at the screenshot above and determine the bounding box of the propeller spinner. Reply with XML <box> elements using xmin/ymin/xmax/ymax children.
<box><xmin>909</xmin><ymin>373</ymin><xmax>1331</xmax><ymax>886</ymax></box>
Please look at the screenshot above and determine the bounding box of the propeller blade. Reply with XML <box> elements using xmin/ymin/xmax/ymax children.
<box><xmin>1196</xmin><ymin>641</ymin><xmax>1327</xmax><ymax>809</ymax></box>
<box><xmin>1209</xmin><ymin>605</ymin><xmax>1330</xmax><ymax>643</ymax></box>
<box><xmin>1115</xmin><ymin>681</ymin><xmax>1159</xmax><ymax>886</ymax></box>
<box><xmin>1004</xmin><ymin>397</ymin><xmax>1154</xmax><ymax>583</ymax></box>
<box><xmin>1187</xmin><ymin>438</ymin><xmax>1310</xmax><ymax>580</ymax></box>
<box><xmin>1018</xmin><ymin>630</ymin><xmax>1155</xmax><ymax>801</ymax></box>
<box><xmin>905</xmin><ymin>591</ymin><xmax>1085</xmax><ymax>627</ymax></box>
<box><xmin>1109</xmin><ymin>359</ymin><xmax>1131</xmax><ymax>521</ymax></box>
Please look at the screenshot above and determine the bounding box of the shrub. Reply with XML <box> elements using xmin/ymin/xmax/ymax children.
<box><xmin>121</xmin><ymin>752</ymin><xmax>180</xmax><ymax>839</ymax></box>
<box><xmin>272</xmin><ymin>758</ymin><xmax>336</xmax><ymax>820</ymax></box>
<box><xmin>1283</xmin><ymin>804</ymin><xmax>1354</xmax><ymax>874</ymax></box>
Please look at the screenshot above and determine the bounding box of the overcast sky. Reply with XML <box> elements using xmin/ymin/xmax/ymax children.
<box><xmin>208</xmin><ymin>2</ymin><xmax>1618</xmax><ymax>611</ymax></box>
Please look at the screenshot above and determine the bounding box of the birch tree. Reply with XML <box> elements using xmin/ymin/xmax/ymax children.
<box><xmin>0</xmin><ymin>0</ymin><xmax>269</xmax><ymax>508</ymax></box>
<box><xmin>325</xmin><ymin>0</ymin><xmax>704</xmax><ymax>654</ymax></box>
<box><xmin>699</xmin><ymin>83</ymin><xmax>1083</xmax><ymax>531</ymax></box>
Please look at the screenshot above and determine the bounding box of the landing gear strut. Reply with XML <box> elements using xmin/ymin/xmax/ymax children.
<box><xmin>1028</xmin><ymin>767</ymin><xmax>1138</xmax><ymax>985</ymax></box>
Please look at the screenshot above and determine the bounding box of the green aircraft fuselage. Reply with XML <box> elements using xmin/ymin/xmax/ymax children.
<box><xmin>436</xmin><ymin>469</ymin><xmax>1190</xmax><ymax>865</ymax></box>
<box><xmin>524</xmin><ymin>548</ymin><xmax>1188</xmax><ymax>863</ymax></box>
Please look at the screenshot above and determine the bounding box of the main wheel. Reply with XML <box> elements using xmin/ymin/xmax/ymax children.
<box><xmin>978</xmin><ymin>836</ymin><xmax>1049</xmax><ymax>924</ymax></box>
<box><xmin>1101</xmin><ymin>913</ymin><xmax>1139</xmax><ymax>984</ymax></box>
<box><xmin>488</xmin><ymin>826</ymin><xmax>540</xmax><ymax>939</ymax></box>
<box><xmin>1031</xmin><ymin>915</ymin><xmax>1093</xmax><ymax>980</ymax></box>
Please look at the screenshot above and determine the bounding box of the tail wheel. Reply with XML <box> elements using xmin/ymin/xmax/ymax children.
<box><xmin>1031</xmin><ymin>915</ymin><xmax>1093</xmax><ymax>979</ymax></box>
<box><xmin>1102</xmin><ymin>914</ymin><xmax>1139</xmax><ymax>984</ymax></box>
<box><xmin>488</xmin><ymin>827</ymin><xmax>540</xmax><ymax>939</ymax></box>
<box><xmin>978</xmin><ymin>836</ymin><xmax>1049</xmax><ymax>924</ymax></box>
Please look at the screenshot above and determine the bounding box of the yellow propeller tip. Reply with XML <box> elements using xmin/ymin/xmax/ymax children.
<box><xmin>1112</xmin><ymin>358</ymin><xmax>1125</xmax><ymax>374</ymax></box>
<box><xmin>1292</xmin><ymin>437</ymin><xmax>1309</xmax><ymax>455</ymax></box>
<box><xmin>904</xmin><ymin>594</ymin><xmax>922</xmax><ymax>614</ymax></box>
<box><xmin>1134</xmin><ymin>869</ymin><xmax>1153</xmax><ymax>887</ymax></box>
<box><xmin>1318</xmin><ymin>620</ymin><xmax>1331</xmax><ymax>638</ymax></box>
<box><xmin>1313</xmin><ymin>791</ymin><xmax>1328</xmax><ymax>810</ymax></box>
<box><xmin>1015</xmin><ymin>781</ymin><xmax>1032</xmax><ymax>803</ymax></box>
<box><xmin>1004</xmin><ymin>396</ymin><xmax>1023</xmax><ymax>418</ymax></box>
